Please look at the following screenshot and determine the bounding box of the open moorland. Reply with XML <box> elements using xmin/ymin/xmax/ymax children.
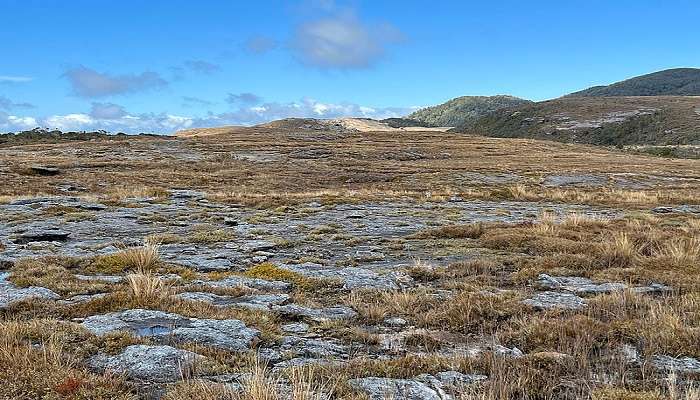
<box><xmin>1</xmin><ymin>128</ymin><xmax>700</xmax><ymax>399</ymax></box>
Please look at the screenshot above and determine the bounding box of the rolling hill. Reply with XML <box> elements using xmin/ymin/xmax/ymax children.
<box><xmin>566</xmin><ymin>68</ymin><xmax>700</xmax><ymax>97</ymax></box>
<box><xmin>450</xmin><ymin>96</ymin><xmax>700</xmax><ymax>149</ymax></box>
<box><xmin>407</xmin><ymin>95</ymin><xmax>531</xmax><ymax>127</ymax></box>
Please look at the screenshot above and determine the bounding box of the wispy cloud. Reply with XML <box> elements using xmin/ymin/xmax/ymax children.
<box><xmin>182</xmin><ymin>96</ymin><xmax>214</xmax><ymax>107</ymax></box>
<box><xmin>0</xmin><ymin>75</ymin><xmax>33</xmax><ymax>84</ymax></box>
<box><xmin>226</xmin><ymin>92</ymin><xmax>262</xmax><ymax>105</ymax></box>
<box><xmin>64</xmin><ymin>66</ymin><xmax>168</xmax><ymax>98</ymax></box>
<box><xmin>244</xmin><ymin>36</ymin><xmax>277</xmax><ymax>54</ymax></box>
<box><xmin>0</xmin><ymin>95</ymin><xmax>34</xmax><ymax>111</ymax></box>
<box><xmin>183</xmin><ymin>60</ymin><xmax>221</xmax><ymax>75</ymax></box>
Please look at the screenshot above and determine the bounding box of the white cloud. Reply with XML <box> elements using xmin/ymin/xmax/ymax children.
<box><xmin>0</xmin><ymin>97</ymin><xmax>415</xmax><ymax>134</ymax></box>
<box><xmin>0</xmin><ymin>75</ymin><xmax>33</xmax><ymax>83</ymax></box>
<box><xmin>292</xmin><ymin>14</ymin><xmax>402</xmax><ymax>69</ymax></box>
<box><xmin>64</xmin><ymin>66</ymin><xmax>168</xmax><ymax>98</ymax></box>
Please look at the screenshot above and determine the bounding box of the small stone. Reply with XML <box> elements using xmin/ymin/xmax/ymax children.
<box><xmin>435</xmin><ymin>371</ymin><xmax>487</xmax><ymax>387</ymax></box>
<box><xmin>223</xmin><ymin>217</ymin><xmax>238</xmax><ymax>226</ymax></box>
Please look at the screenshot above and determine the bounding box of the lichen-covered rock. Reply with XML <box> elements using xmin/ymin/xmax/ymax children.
<box><xmin>81</xmin><ymin>309</ymin><xmax>259</xmax><ymax>351</ymax></box>
<box><xmin>279</xmin><ymin>263</ymin><xmax>412</xmax><ymax>290</ymax></box>
<box><xmin>348</xmin><ymin>377</ymin><xmax>446</xmax><ymax>400</ymax></box>
<box><xmin>535</xmin><ymin>274</ymin><xmax>670</xmax><ymax>295</ymax></box>
<box><xmin>0</xmin><ymin>281</ymin><xmax>60</xmax><ymax>308</ymax></box>
<box><xmin>89</xmin><ymin>345</ymin><xmax>202</xmax><ymax>382</ymax></box>
<box><xmin>272</xmin><ymin>303</ymin><xmax>357</xmax><ymax>322</ymax></box>
<box><xmin>280</xmin><ymin>336</ymin><xmax>349</xmax><ymax>358</ymax></box>
<box><xmin>177</xmin><ymin>291</ymin><xmax>290</xmax><ymax>310</ymax></box>
<box><xmin>651</xmin><ymin>355</ymin><xmax>700</xmax><ymax>373</ymax></box>
<box><xmin>195</xmin><ymin>275</ymin><xmax>291</xmax><ymax>292</ymax></box>
<box><xmin>522</xmin><ymin>291</ymin><xmax>586</xmax><ymax>310</ymax></box>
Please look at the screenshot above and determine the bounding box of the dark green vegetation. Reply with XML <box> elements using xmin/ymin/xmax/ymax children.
<box><xmin>0</xmin><ymin>128</ymin><xmax>158</xmax><ymax>145</ymax></box>
<box><xmin>450</xmin><ymin>96</ymin><xmax>700</xmax><ymax>149</ymax></box>
<box><xmin>407</xmin><ymin>95</ymin><xmax>531</xmax><ymax>127</ymax></box>
<box><xmin>566</xmin><ymin>68</ymin><xmax>700</xmax><ymax>97</ymax></box>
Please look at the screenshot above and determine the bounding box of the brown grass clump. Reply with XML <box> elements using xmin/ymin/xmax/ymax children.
<box><xmin>9</xmin><ymin>257</ymin><xmax>110</xmax><ymax>296</ymax></box>
<box><xmin>597</xmin><ymin>232</ymin><xmax>639</xmax><ymax>268</ymax></box>
<box><xmin>412</xmin><ymin>223</ymin><xmax>485</xmax><ymax>239</ymax></box>
<box><xmin>0</xmin><ymin>320</ymin><xmax>135</xmax><ymax>400</ymax></box>
<box><xmin>126</xmin><ymin>269</ymin><xmax>172</xmax><ymax>306</ymax></box>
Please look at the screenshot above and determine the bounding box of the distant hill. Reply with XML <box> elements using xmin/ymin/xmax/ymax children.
<box><xmin>407</xmin><ymin>95</ymin><xmax>532</xmax><ymax>127</ymax></box>
<box><xmin>566</xmin><ymin>68</ymin><xmax>700</xmax><ymax>97</ymax></box>
<box><xmin>450</xmin><ymin>96</ymin><xmax>700</xmax><ymax>148</ymax></box>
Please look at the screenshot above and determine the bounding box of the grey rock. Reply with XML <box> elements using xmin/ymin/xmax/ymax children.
<box><xmin>281</xmin><ymin>322</ymin><xmax>310</xmax><ymax>334</ymax></box>
<box><xmin>81</xmin><ymin>309</ymin><xmax>259</xmax><ymax>351</ymax></box>
<box><xmin>177</xmin><ymin>291</ymin><xmax>289</xmax><ymax>310</ymax></box>
<box><xmin>522</xmin><ymin>291</ymin><xmax>586</xmax><ymax>310</ymax></box>
<box><xmin>384</xmin><ymin>317</ymin><xmax>408</xmax><ymax>327</ymax></box>
<box><xmin>75</xmin><ymin>274</ymin><xmax>123</xmax><ymax>283</ymax></box>
<box><xmin>242</xmin><ymin>240</ymin><xmax>276</xmax><ymax>252</ymax></box>
<box><xmin>0</xmin><ymin>282</ymin><xmax>60</xmax><ymax>308</ymax></box>
<box><xmin>89</xmin><ymin>345</ymin><xmax>202</xmax><ymax>383</ymax></box>
<box><xmin>651</xmin><ymin>355</ymin><xmax>700</xmax><ymax>373</ymax></box>
<box><xmin>434</xmin><ymin>371</ymin><xmax>487</xmax><ymax>387</ymax></box>
<box><xmin>348</xmin><ymin>377</ymin><xmax>445</xmax><ymax>400</ymax></box>
<box><xmin>58</xmin><ymin>293</ymin><xmax>109</xmax><ymax>305</ymax></box>
<box><xmin>30</xmin><ymin>165</ymin><xmax>61</xmax><ymax>176</ymax></box>
<box><xmin>196</xmin><ymin>275</ymin><xmax>291</xmax><ymax>292</ymax></box>
<box><xmin>536</xmin><ymin>274</ymin><xmax>670</xmax><ymax>295</ymax></box>
<box><xmin>280</xmin><ymin>336</ymin><xmax>348</xmax><ymax>358</ymax></box>
<box><xmin>279</xmin><ymin>263</ymin><xmax>412</xmax><ymax>290</ymax></box>
<box><xmin>273</xmin><ymin>303</ymin><xmax>357</xmax><ymax>322</ymax></box>
<box><xmin>12</xmin><ymin>228</ymin><xmax>70</xmax><ymax>244</ymax></box>
<box><xmin>535</xmin><ymin>274</ymin><xmax>627</xmax><ymax>295</ymax></box>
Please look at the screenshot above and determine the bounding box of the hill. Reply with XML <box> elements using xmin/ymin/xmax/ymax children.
<box><xmin>566</xmin><ymin>68</ymin><xmax>700</xmax><ymax>97</ymax></box>
<box><xmin>451</xmin><ymin>96</ymin><xmax>700</xmax><ymax>149</ymax></box>
<box><xmin>407</xmin><ymin>95</ymin><xmax>532</xmax><ymax>127</ymax></box>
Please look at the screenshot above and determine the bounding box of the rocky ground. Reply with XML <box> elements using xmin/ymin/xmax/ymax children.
<box><xmin>1</xmin><ymin>131</ymin><xmax>699</xmax><ymax>399</ymax></box>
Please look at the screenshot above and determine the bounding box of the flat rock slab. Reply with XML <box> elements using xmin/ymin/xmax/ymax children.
<box><xmin>11</xmin><ymin>228</ymin><xmax>70</xmax><ymax>244</ymax></box>
<box><xmin>176</xmin><ymin>291</ymin><xmax>290</xmax><ymax>310</ymax></box>
<box><xmin>280</xmin><ymin>336</ymin><xmax>349</xmax><ymax>359</ymax></box>
<box><xmin>89</xmin><ymin>344</ymin><xmax>202</xmax><ymax>383</ymax></box>
<box><xmin>651</xmin><ymin>355</ymin><xmax>700</xmax><ymax>373</ymax></box>
<box><xmin>279</xmin><ymin>263</ymin><xmax>413</xmax><ymax>290</ymax></box>
<box><xmin>81</xmin><ymin>308</ymin><xmax>259</xmax><ymax>351</ymax></box>
<box><xmin>272</xmin><ymin>303</ymin><xmax>357</xmax><ymax>322</ymax></box>
<box><xmin>0</xmin><ymin>281</ymin><xmax>60</xmax><ymax>308</ymax></box>
<box><xmin>535</xmin><ymin>274</ymin><xmax>670</xmax><ymax>295</ymax></box>
<box><xmin>194</xmin><ymin>276</ymin><xmax>291</xmax><ymax>292</ymax></box>
<box><xmin>522</xmin><ymin>291</ymin><xmax>586</xmax><ymax>310</ymax></box>
<box><xmin>349</xmin><ymin>377</ymin><xmax>446</xmax><ymax>400</ymax></box>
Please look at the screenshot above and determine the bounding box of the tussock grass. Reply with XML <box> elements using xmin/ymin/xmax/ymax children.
<box><xmin>0</xmin><ymin>320</ymin><xmax>135</xmax><ymax>399</ymax></box>
<box><xmin>126</xmin><ymin>269</ymin><xmax>172</xmax><ymax>305</ymax></box>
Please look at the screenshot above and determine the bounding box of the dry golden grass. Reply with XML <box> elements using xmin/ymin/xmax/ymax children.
<box><xmin>126</xmin><ymin>269</ymin><xmax>172</xmax><ymax>305</ymax></box>
<box><xmin>0</xmin><ymin>319</ymin><xmax>135</xmax><ymax>399</ymax></box>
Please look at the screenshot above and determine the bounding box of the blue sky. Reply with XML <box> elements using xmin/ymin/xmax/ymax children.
<box><xmin>1</xmin><ymin>0</ymin><xmax>699</xmax><ymax>133</ymax></box>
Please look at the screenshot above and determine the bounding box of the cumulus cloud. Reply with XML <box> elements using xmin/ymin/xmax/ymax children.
<box><xmin>226</xmin><ymin>92</ymin><xmax>262</xmax><ymax>105</ymax></box>
<box><xmin>0</xmin><ymin>95</ymin><xmax>34</xmax><ymax>111</ymax></box>
<box><xmin>244</xmin><ymin>36</ymin><xmax>277</xmax><ymax>54</ymax></box>
<box><xmin>197</xmin><ymin>97</ymin><xmax>416</xmax><ymax>127</ymax></box>
<box><xmin>64</xmin><ymin>66</ymin><xmax>168</xmax><ymax>98</ymax></box>
<box><xmin>292</xmin><ymin>13</ymin><xmax>402</xmax><ymax>69</ymax></box>
<box><xmin>183</xmin><ymin>60</ymin><xmax>221</xmax><ymax>75</ymax></box>
<box><xmin>0</xmin><ymin>96</ymin><xmax>415</xmax><ymax>134</ymax></box>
